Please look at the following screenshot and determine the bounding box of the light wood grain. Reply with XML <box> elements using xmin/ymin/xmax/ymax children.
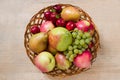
<box><xmin>0</xmin><ymin>0</ymin><xmax>120</xmax><ymax>80</ymax></box>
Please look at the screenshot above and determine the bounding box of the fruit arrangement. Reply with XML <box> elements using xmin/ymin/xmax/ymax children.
<box><xmin>24</xmin><ymin>4</ymin><xmax>100</xmax><ymax>76</ymax></box>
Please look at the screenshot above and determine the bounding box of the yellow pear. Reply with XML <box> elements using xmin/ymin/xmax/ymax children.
<box><xmin>61</xmin><ymin>6</ymin><xmax>80</xmax><ymax>21</ymax></box>
<box><xmin>29</xmin><ymin>32</ymin><xmax>48</xmax><ymax>53</ymax></box>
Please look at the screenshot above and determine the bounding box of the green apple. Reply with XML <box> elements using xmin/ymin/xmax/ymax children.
<box><xmin>34</xmin><ymin>51</ymin><xmax>55</xmax><ymax>72</ymax></box>
<box><xmin>49</xmin><ymin>27</ymin><xmax>72</xmax><ymax>51</ymax></box>
<box><xmin>29</xmin><ymin>32</ymin><xmax>47</xmax><ymax>53</ymax></box>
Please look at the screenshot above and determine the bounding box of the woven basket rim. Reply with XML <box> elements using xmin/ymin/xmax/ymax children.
<box><xmin>24</xmin><ymin>4</ymin><xmax>100</xmax><ymax>77</ymax></box>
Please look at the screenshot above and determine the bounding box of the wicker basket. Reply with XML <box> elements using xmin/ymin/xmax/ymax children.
<box><xmin>24</xmin><ymin>4</ymin><xmax>100</xmax><ymax>77</ymax></box>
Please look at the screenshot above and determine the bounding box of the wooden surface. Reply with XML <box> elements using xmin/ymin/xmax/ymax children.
<box><xmin>0</xmin><ymin>0</ymin><xmax>120</xmax><ymax>80</ymax></box>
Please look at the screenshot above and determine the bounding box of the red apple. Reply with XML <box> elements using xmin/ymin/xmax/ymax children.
<box><xmin>40</xmin><ymin>21</ymin><xmax>55</xmax><ymax>32</ymax></box>
<box><xmin>76</xmin><ymin>20</ymin><xmax>94</xmax><ymax>32</ymax></box>
<box><xmin>53</xmin><ymin>5</ymin><xmax>62</xmax><ymax>13</ymax></box>
<box><xmin>30</xmin><ymin>25</ymin><xmax>40</xmax><ymax>34</ymax></box>
<box><xmin>66</xmin><ymin>21</ymin><xmax>76</xmax><ymax>31</ymax></box>
<box><xmin>50</xmin><ymin>12</ymin><xmax>59</xmax><ymax>24</ymax></box>
<box><xmin>88</xmin><ymin>42</ymin><xmax>94</xmax><ymax>48</ymax></box>
<box><xmin>89</xmin><ymin>22</ymin><xmax>94</xmax><ymax>30</ymax></box>
<box><xmin>74</xmin><ymin>50</ymin><xmax>92</xmax><ymax>68</ymax></box>
<box><xmin>56</xmin><ymin>18</ymin><xmax>66</xmax><ymax>27</ymax></box>
<box><xmin>34</xmin><ymin>51</ymin><xmax>55</xmax><ymax>72</ymax></box>
<box><xmin>44</xmin><ymin>11</ymin><xmax>52</xmax><ymax>20</ymax></box>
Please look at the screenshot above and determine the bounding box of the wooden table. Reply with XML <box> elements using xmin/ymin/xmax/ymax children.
<box><xmin>0</xmin><ymin>0</ymin><xmax>120</xmax><ymax>80</ymax></box>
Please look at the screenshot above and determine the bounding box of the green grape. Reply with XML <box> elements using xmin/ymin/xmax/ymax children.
<box><xmin>78</xmin><ymin>50</ymin><xmax>82</xmax><ymax>54</ymax></box>
<box><xmin>69</xmin><ymin>58</ymin><xmax>73</xmax><ymax>62</ymax></box>
<box><xmin>89</xmin><ymin>37</ymin><xmax>93</xmax><ymax>41</ymax></box>
<box><xmin>83</xmin><ymin>44</ymin><xmax>88</xmax><ymax>49</ymax></box>
<box><xmin>66</xmin><ymin>55</ymin><xmax>69</xmax><ymax>59</ymax></box>
<box><xmin>72</xmin><ymin>32</ymin><xmax>77</xmax><ymax>38</ymax></box>
<box><xmin>75</xmin><ymin>39</ymin><xmax>79</xmax><ymax>45</ymax></box>
<box><xmin>85</xmin><ymin>38</ymin><xmax>90</xmax><ymax>44</ymax></box>
<box><xmin>78</xmin><ymin>45</ymin><xmax>82</xmax><ymax>49</ymax></box>
<box><xmin>74</xmin><ymin>49</ymin><xmax>79</xmax><ymax>54</ymax></box>
<box><xmin>68</xmin><ymin>51</ymin><xmax>73</xmax><ymax>54</ymax></box>
<box><xmin>69</xmin><ymin>55</ymin><xmax>74</xmax><ymax>62</ymax></box>
<box><xmin>73</xmin><ymin>45</ymin><xmax>77</xmax><ymax>49</ymax></box>
<box><xmin>68</xmin><ymin>46</ymin><xmax>73</xmax><ymax>51</ymax></box>
<box><xmin>76</xmin><ymin>35</ymin><xmax>81</xmax><ymax>40</ymax></box>
<box><xmin>72</xmin><ymin>41</ymin><xmax>75</xmax><ymax>45</ymax></box>
<box><xmin>70</xmin><ymin>54</ymin><xmax>74</xmax><ymax>58</ymax></box>
<box><xmin>74</xmin><ymin>28</ymin><xmax>78</xmax><ymax>32</ymax></box>
<box><xmin>80</xmin><ymin>39</ymin><xmax>85</xmax><ymax>46</ymax></box>
<box><xmin>63</xmin><ymin>51</ymin><xmax>68</xmax><ymax>55</ymax></box>
<box><xmin>78</xmin><ymin>30</ymin><xmax>83</xmax><ymax>37</ymax></box>
<box><xmin>66</xmin><ymin>52</ymin><xmax>72</xmax><ymax>59</ymax></box>
<box><xmin>85</xmin><ymin>32</ymin><xmax>91</xmax><ymax>38</ymax></box>
<box><xmin>81</xmin><ymin>48</ymin><xmax>85</xmax><ymax>52</ymax></box>
<box><xmin>73</xmin><ymin>54</ymin><xmax>77</xmax><ymax>57</ymax></box>
<box><xmin>82</xmin><ymin>34</ymin><xmax>86</xmax><ymax>39</ymax></box>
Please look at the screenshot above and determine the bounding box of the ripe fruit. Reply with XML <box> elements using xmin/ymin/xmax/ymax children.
<box><xmin>49</xmin><ymin>27</ymin><xmax>72</xmax><ymax>51</ymax></box>
<box><xmin>76</xmin><ymin>20</ymin><xmax>94</xmax><ymax>32</ymax></box>
<box><xmin>61</xmin><ymin>6</ymin><xmax>80</xmax><ymax>21</ymax></box>
<box><xmin>55</xmin><ymin>53</ymin><xmax>71</xmax><ymax>70</ymax></box>
<box><xmin>88</xmin><ymin>42</ymin><xmax>94</xmax><ymax>48</ymax></box>
<box><xmin>30</xmin><ymin>25</ymin><xmax>40</xmax><ymax>34</ymax></box>
<box><xmin>89</xmin><ymin>22</ymin><xmax>94</xmax><ymax>30</ymax></box>
<box><xmin>56</xmin><ymin>18</ymin><xmax>66</xmax><ymax>27</ymax></box>
<box><xmin>44</xmin><ymin>11</ymin><xmax>52</xmax><ymax>20</ymax></box>
<box><xmin>40</xmin><ymin>21</ymin><xmax>55</xmax><ymax>32</ymax></box>
<box><xmin>29</xmin><ymin>32</ymin><xmax>48</xmax><ymax>53</ymax></box>
<box><xmin>34</xmin><ymin>51</ymin><xmax>55</xmax><ymax>72</ymax></box>
<box><xmin>66</xmin><ymin>21</ymin><xmax>76</xmax><ymax>31</ymax></box>
<box><xmin>64</xmin><ymin>28</ymin><xmax>92</xmax><ymax>62</ymax></box>
<box><xmin>53</xmin><ymin>5</ymin><xmax>62</xmax><ymax>13</ymax></box>
<box><xmin>48</xmin><ymin>46</ymin><xmax>57</xmax><ymax>55</ymax></box>
<box><xmin>50</xmin><ymin>12</ymin><xmax>59</xmax><ymax>24</ymax></box>
<box><xmin>74</xmin><ymin>50</ymin><xmax>92</xmax><ymax>68</ymax></box>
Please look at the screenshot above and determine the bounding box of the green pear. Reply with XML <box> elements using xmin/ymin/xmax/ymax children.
<box><xmin>29</xmin><ymin>32</ymin><xmax>48</xmax><ymax>53</ymax></box>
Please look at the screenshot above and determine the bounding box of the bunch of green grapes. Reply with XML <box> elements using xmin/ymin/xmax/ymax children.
<box><xmin>64</xmin><ymin>28</ymin><xmax>92</xmax><ymax>62</ymax></box>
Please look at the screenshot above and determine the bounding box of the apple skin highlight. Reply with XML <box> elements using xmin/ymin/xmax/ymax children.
<box><xmin>34</xmin><ymin>52</ymin><xmax>55</xmax><ymax>72</ymax></box>
<box><xmin>40</xmin><ymin>21</ymin><xmax>55</xmax><ymax>33</ymax></box>
<box><xmin>73</xmin><ymin>50</ymin><xmax>92</xmax><ymax>68</ymax></box>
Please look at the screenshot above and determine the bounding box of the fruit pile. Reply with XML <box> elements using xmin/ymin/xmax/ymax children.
<box><xmin>25</xmin><ymin>4</ymin><xmax>99</xmax><ymax>76</ymax></box>
<box><xmin>64</xmin><ymin>28</ymin><xmax>93</xmax><ymax>63</ymax></box>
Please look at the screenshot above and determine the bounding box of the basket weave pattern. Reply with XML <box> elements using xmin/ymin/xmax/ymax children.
<box><xmin>24</xmin><ymin>4</ymin><xmax>100</xmax><ymax>76</ymax></box>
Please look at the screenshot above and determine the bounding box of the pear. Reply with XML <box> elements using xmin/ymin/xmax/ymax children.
<box><xmin>61</xmin><ymin>6</ymin><xmax>80</xmax><ymax>21</ymax></box>
<box><xmin>55</xmin><ymin>53</ymin><xmax>71</xmax><ymax>70</ymax></box>
<box><xmin>29</xmin><ymin>32</ymin><xmax>48</xmax><ymax>53</ymax></box>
